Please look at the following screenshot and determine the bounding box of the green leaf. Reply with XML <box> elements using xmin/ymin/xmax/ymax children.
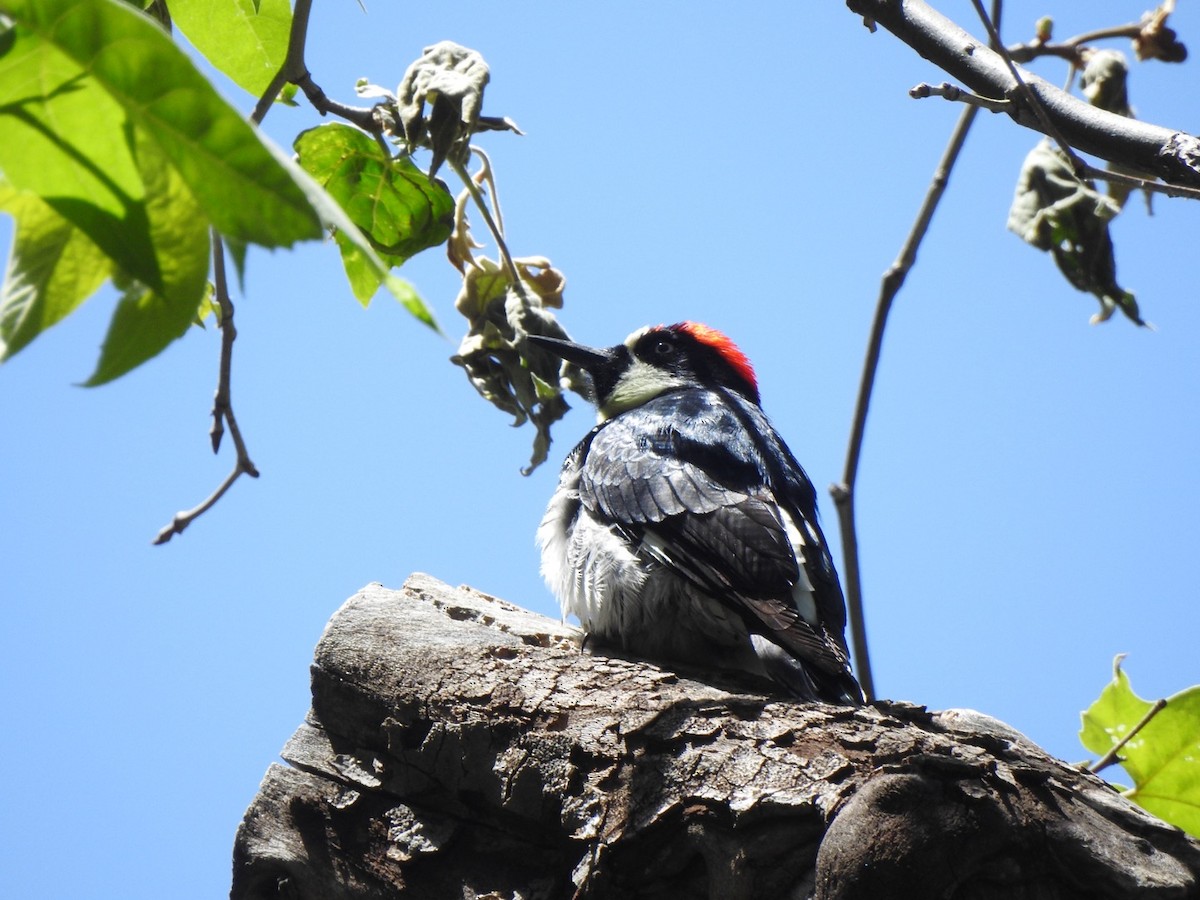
<box><xmin>84</xmin><ymin>129</ymin><xmax>210</xmax><ymax>385</ymax></box>
<box><xmin>0</xmin><ymin>180</ymin><xmax>113</xmax><ymax>360</ymax></box>
<box><xmin>294</xmin><ymin>123</ymin><xmax>454</xmax><ymax>259</ymax></box>
<box><xmin>328</xmin><ymin>229</ymin><xmax>379</xmax><ymax>304</ymax></box>
<box><xmin>384</xmin><ymin>273</ymin><xmax>438</xmax><ymax>332</ymax></box>
<box><xmin>1081</xmin><ymin>656</ymin><xmax>1200</xmax><ymax>838</ymax></box>
<box><xmin>168</xmin><ymin>0</ymin><xmax>291</xmax><ymax>99</ymax></box>
<box><xmin>0</xmin><ymin>12</ymin><xmax>16</xmax><ymax>57</ymax></box>
<box><xmin>1080</xmin><ymin>657</ymin><xmax>1155</xmax><ymax>758</ymax></box>
<box><xmin>326</xmin><ymin>233</ymin><xmax>440</xmax><ymax>331</ymax></box>
<box><xmin>193</xmin><ymin>280</ymin><xmax>217</xmax><ymax>327</ymax></box>
<box><xmin>0</xmin><ymin>0</ymin><xmax>321</xmax><ymax>248</ymax></box>
<box><xmin>0</xmin><ymin>17</ymin><xmax>163</xmax><ymax>290</ymax></box>
<box><xmin>294</xmin><ymin>123</ymin><xmax>451</xmax><ymax>326</ymax></box>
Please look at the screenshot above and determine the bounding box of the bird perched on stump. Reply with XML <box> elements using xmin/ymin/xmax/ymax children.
<box><xmin>529</xmin><ymin>323</ymin><xmax>863</xmax><ymax>704</ymax></box>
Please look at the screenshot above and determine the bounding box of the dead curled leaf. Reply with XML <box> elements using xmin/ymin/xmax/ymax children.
<box><xmin>394</xmin><ymin>41</ymin><xmax>522</xmax><ymax>177</ymax></box>
<box><xmin>396</xmin><ymin>41</ymin><xmax>489</xmax><ymax>176</ymax></box>
<box><xmin>1134</xmin><ymin>3</ymin><xmax>1188</xmax><ymax>63</ymax></box>
<box><xmin>1007</xmin><ymin>140</ymin><xmax>1145</xmax><ymax>327</ymax></box>
<box><xmin>451</xmin><ymin>254</ymin><xmax>583</xmax><ymax>474</ymax></box>
<box><xmin>1080</xmin><ymin>49</ymin><xmax>1131</xmax><ymax>117</ymax></box>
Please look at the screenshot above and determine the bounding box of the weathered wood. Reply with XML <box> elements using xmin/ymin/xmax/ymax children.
<box><xmin>231</xmin><ymin>574</ymin><xmax>1200</xmax><ymax>899</ymax></box>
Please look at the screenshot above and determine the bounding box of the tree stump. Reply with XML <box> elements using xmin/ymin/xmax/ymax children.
<box><xmin>231</xmin><ymin>574</ymin><xmax>1200</xmax><ymax>899</ymax></box>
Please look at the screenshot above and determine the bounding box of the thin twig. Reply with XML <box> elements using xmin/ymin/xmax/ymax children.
<box><xmin>910</xmin><ymin>81</ymin><xmax>1012</xmax><ymax>112</ymax></box>
<box><xmin>1083</xmin><ymin>163</ymin><xmax>1200</xmax><ymax>202</ymax></box>
<box><xmin>831</xmin><ymin>104</ymin><xmax>981</xmax><ymax>702</ymax></box>
<box><xmin>1007</xmin><ymin>23</ymin><xmax>1142</xmax><ymax>64</ymax></box>
<box><xmin>154</xmin><ymin>236</ymin><xmax>259</xmax><ymax>544</ymax></box>
<box><xmin>294</xmin><ymin>73</ymin><xmax>379</xmax><ymax>132</ymax></box>
<box><xmin>448</xmin><ymin>155</ymin><xmax>531</xmax><ymax>303</ymax></box>
<box><xmin>154</xmin><ymin>1</ymin><xmax>316</xmax><ymax>543</ymax></box>
<box><xmin>1087</xmin><ymin>698</ymin><xmax>1168</xmax><ymax>775</ymax></box>
<box><xmin>971</xmin><ymin>0</ymin><xmax>1088</xmax><ymax>177</ymax></box>
<box><xmin>250</xmin><ymin>0</ymin><xmax>311</xmax><ymax>124</ymax></box>
<box><xmin>252</xmin><ymin>0</ymin><xmax>379</xmax><ymax>131</ymax></box>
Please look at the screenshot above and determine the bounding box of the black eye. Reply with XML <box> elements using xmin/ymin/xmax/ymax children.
<box><xmin>653</xmin><ymin>339</ymin><xmax>673</xmax><ymax>356</ymax></box>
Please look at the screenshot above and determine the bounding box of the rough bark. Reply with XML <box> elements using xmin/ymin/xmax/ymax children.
<box><xmin>231</xmin><ymin>574</ymin><xmax>1200</xmax><ymax>899</ymax></box>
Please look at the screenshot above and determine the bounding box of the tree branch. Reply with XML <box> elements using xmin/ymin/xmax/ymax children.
<box><xmin>153</xmin><ymin>236</ymin><xmax>259</xmax><ymax>545</ymax></box>
<box><xmin>831</xmin><ymin>103</ymin><xmax>979</xmax><ymax>703</ymax></box>
<box><xmin>831</xmin><ymin>1</ymin><xmax>1196</xmax><ymax>692</ymax></box>
<box><xmin>1007</xmin><ymin>24</ymin><xmax>1143</xmax><ymax>65</ymax></box>
<box><xmin>253</xmin><ymin>0</ymin><xmax>380</xmax><ymax>132</ymax></box>
<box><xmin>969</xmin><ymin>0</ymin><xmax>1088</xmax><ymax>177</ymax></box>
<box><xmin>153</xmin><ymin>2</ymin><xmax>323</xmax><ymax>544</ymax></box>
<box><xmin>845</xmin><ymin>0</ymin><xmax>1200</xmax><ymax>188</ymax></box>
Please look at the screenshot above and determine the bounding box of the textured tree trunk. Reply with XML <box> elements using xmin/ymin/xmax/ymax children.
<box><xmin>231</xmin><ymin>574</ymin><xmax>1200</xmax><ymax>899</ymax></box>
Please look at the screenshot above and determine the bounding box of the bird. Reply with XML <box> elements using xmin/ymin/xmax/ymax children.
<box><xmin>528</xmin><ymin>322</ymin><xmax>863</xmax><ymax>704</ymax></box>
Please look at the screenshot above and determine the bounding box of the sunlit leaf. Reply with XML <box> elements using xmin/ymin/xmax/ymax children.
<box><xmin>294</xmin><ymin>123</ymin><xmax>454</xmax><ymax>258</ymax></box>
<box><xmin>168</xmin><ymin>0</ymin><xmax>291</xmax><ymax>99</ymax></box>
<box><xmin>295</xmin><ymin>123</ymin><xmax>451</xmax><ymax>326</ymax></box>
<box><xmin>384</xmin><ymin>273</ymin><xmax>438</xmax><ymax>331</ymax></box>
<box><xmin>0</xmin><ymin>0</ymin><xmax>321</xmax><ymax>247</ymax></box>
<box><xmin>396</xmin><ymin>41</ymin><xmax>491</xmax><ymax>176</ymax></box>
<box><xmin>0</xmin><ymin>17</ymin><xmax>162</xmax><ymax>289</ymax></box>
<box><xmin>1081</xmin><ymin>656</ymin><xmax>1200</xmax><ymax>838</ymax></box>
<box><xmin>84</xmin><ymin>130</ymin><xmax>210</xmax><ymax>385</ymax></box>
<box><xmin>0</xmin><ymin>180</ymin><xmax>113</xmax><ymax>360</ymax></box>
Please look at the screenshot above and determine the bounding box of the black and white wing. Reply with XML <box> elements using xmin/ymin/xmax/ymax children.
<box><xmin>577</xmin><ymin>388</ymin><xmax>862</xmax><ymax>703</ymax></box>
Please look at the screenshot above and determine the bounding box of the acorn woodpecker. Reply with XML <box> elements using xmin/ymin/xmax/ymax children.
<box><xmin>529</xmin><ymin>323</ymin><xmax>863</xmax><ymax>704</ymax></box>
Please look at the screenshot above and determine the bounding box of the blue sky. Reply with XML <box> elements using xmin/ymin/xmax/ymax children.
<box><xmin>2</xmin><ymin>2</ymin><xmax>1198</xmax><ymax>897</ymax></box>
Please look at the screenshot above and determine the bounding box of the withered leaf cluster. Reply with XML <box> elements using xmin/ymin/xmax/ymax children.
<box><xmin>1007</xmin><ymin>141</ymin><xmax>1144</xmax><ymax>326</ymax></box>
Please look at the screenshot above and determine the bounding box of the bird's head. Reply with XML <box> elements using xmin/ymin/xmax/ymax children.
<box><xmin>529</xmin><ymin>322</ymin><xmax>759</xmax><ymax>421</ymax></box>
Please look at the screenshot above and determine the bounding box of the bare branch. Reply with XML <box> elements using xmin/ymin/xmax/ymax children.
<box><xmin>1007</xmin><ymin>24</ymin><xmax>1143</xmax><ymax>65</ymax></box>
<box><xmin>154</xmin><ymin>237</ymin><xmax>259</xmax><ymax>545</ymax></box>
<box><xmin>845</xmin><ymin>0</ymin><xmax>1200</xmax><ymax>190</ymax></box>
<box><xmin>831</xmin><ymin>103</ymin><xmax>980</xmax><ymax>702</ymax></box>
<box><xmin>294</xmin><ymin>73</ymin><xmax>380</xmax><ymax>132</ymax></box>
<box><xmin>1082</xmin><ymin>163</ymin><xmax>1200</xmax><ymax>202</ymax></box>
<box><xmin>153</xmin><ymin>6</ymin><xmax>325</xmax><ymax>544</ymax></box>
<box><xmin>253</xmin><ymin>0</ymin><xmax>379</xmax><ymax>131</ymax></box>
<box><xmin>152</xmin><ymin>460</ymin><xmax>251</xmax><ymax>545</ymax></box>
<box><xmin>971</xmin><ymin>0</ymin><xmax>1088</xmax><ymax>176</ymax></box>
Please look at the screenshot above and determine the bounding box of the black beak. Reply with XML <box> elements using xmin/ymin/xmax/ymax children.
<box><xmin>526</xmin><ymin>333</ymin><xmax>615</xmax><ymax>372</ymax></box>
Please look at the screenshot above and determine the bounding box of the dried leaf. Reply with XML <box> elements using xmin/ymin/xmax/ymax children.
<box><xmin>1080</xmin><ymin>50</ymin><xmax>1131</xmax><ymax>117</ymax></box>
<box><xmin>1078</xmin><ymin>49</ymin><xmax>1147</xmax><ymax>210</ymax></box>
<box><xmin>396</xmin><ymin>41</ymin><xmax>489</xmax><ymax>176</ymax></box>
<box><xmin>450</xmin><ymin>254</ymin><xmax>577</xmax><ymax>473</ymax></box>
<box><xmin>1134</xmin><ymin>3</ymin><xmax>1188</xmax><ymax>63</ymax></box>
<box><xmin>1007</xmin><ymin>141</ymin><xmax>1145</xmax><ymax>326</ymax></box>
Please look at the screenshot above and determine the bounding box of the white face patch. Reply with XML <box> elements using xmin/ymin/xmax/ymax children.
<box><xmin>623</xmin><ymin>326</ymin><xmax>651</xmax><ymax>350</ymax></box>
<box><xmin>598</xmin><ymin>358</ymin><xmax>687</xmax><ymax>420</ymax></box>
